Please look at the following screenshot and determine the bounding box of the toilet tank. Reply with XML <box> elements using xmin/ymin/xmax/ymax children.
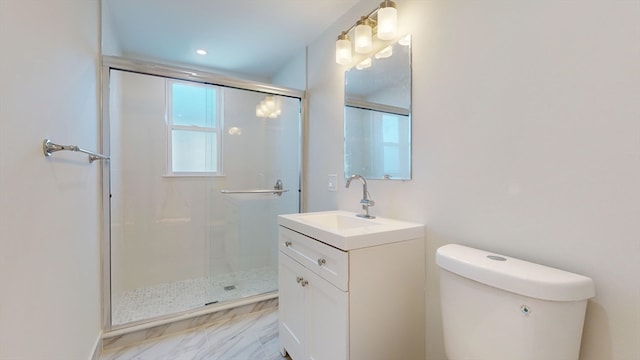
<box><xmin>436</xmin><ymin>244</ymin><xmax>595</xmax><ymax>360</ymax></box>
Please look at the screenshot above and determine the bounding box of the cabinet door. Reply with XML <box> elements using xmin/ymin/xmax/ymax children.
<box><xmin>306</xmin><ymin>269</ymin><xmax>349</xmax><ymax>360</ymax></box>
<box><xmin>279</xmin><ymin>253</ymin><xmax>307</xmax><ymax>360</ymax></box>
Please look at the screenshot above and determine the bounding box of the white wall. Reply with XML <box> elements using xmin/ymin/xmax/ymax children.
<box><xmin>0</xmin><ymin>0</ymin><xmax>102</xmax><ymax>359</ymax></box>
<box><xmin>305</xmin><ymin>0</ymin><xmax>640</xmax><ymax>359</ymax></box>
<box><xmin>101</xmin><ymin>0</ymin><xmax>122</xmax><ymax>56</ymax></box>
<box><xmin>272</xmin><ymin>49</ymin><xmax>307</xmax><ymax>91</ymax></box>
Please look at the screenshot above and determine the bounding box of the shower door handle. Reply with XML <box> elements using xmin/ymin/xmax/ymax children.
<box><xmin>220</xmin><ymin>179</ymin><xmax>288</xmax><ymax>197</ymax></box>
<box><xmin>220</xmin><ymin>189</ymin><xmax>288</xmax><ymax>195</ymax></box>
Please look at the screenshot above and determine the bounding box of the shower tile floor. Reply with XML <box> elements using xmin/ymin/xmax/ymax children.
<box><xmin>112</xmin><ymin>267</ymin><xmax>278</xmax><ymax>325</ymax></box>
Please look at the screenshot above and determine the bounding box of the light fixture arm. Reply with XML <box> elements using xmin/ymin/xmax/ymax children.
<box><xmin>340</xmin><ymin>8</ymin><xmax>379</xmax><ymax>36</ymax></box>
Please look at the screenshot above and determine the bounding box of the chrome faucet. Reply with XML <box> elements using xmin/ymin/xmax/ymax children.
<box><xmin>345</xmin><ymin>174</ymin><xmax>375</xmax><ymax>219</ymax></box>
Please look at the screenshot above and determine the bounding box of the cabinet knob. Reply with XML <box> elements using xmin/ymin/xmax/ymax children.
<box><xmin>317</xmin><ymin>258</ymin><xmax>326</xmax><ymax>266</ymax></box>
<box><xmin>284</xmin><ymin>241</ymin><xmax>292</xmax><ymax>247</ymax></box>
<box><xmin>296</xmin><ymin>276</ymin><xmax>303</xmax><ymax>283</ymax></box>
<box><xmin>300</xmin><ymin>279</ymin><xmax>309</xmax><ymax>287</ymax></box>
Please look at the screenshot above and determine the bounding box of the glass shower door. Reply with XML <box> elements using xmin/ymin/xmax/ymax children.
<box><xmin>108</xmin><ymin>69</ymin><xmax>300</xmax><ymax>326</ymax></box>
<box><xmin>202</xmin><ymin>87</ymin><xmax>301</xmax><ymax>307</ymax></box>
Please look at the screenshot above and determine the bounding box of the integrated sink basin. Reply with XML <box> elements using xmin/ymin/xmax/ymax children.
<box><xmin>278</xmin><ymin>210</ymin><xmax>424</xmax><ymax>251</ymax></box>
<box><xmin>301</xmin><ymin>212</ymin><xmax>381</xmax><ymax>231</ymax></box>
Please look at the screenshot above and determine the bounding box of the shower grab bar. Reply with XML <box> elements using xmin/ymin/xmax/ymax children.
<box><xmin>43</xmin><ymin>139</ymin><xmax>110</xmax><ymax>163</ymax></box>
<box><xmin>220</xmin><ymin>179</ymin><xmax>288</xmax><ymax>197</ymax></box>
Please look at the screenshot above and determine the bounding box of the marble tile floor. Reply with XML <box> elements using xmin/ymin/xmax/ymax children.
<box><xmin>112</xmin><ymin>267</ymin><xmax>278</xmax><ymax>326</ymax></box>
<box><xmin>101</xmin><ymin>306</ymin><xmax>291</xmax><ymax>360</ymax></box>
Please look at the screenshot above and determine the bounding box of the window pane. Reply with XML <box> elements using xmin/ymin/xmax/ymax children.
<box><xmin>382</xmin><ymin>115</ymin><xmax>399</xmax><ymax>143</ymax></box>
<box><xmin>383</xmin><ymin>145</ymin><xmax>400</xmax><ymax>174</ymax></box>
<box><xmin>171</xmin><ymin>130</ymin><xmax>217</xmax><ymax>172</ymax></box>
<box><xmin>171</xmin><ymin>83</ymin><xmax>216</xmax><ymax>128</ymax></box>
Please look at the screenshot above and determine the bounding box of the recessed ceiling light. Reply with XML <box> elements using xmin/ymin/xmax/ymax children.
<box><xmin>196</xmin><ymin>49</ymin><xmax>207</xmax><ymax>55</ymax></box>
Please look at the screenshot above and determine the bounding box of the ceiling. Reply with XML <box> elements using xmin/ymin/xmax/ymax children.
<box><xmin>104</xmin><ymin>0</ymin><xmax>362</xmax><ymax>80</ymax></box>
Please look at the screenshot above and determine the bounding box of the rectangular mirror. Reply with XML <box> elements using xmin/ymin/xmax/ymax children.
<box><xmin>344</xmin><ymin>35</ymin><xmax>412</xmax><ymax>180</ymax></box>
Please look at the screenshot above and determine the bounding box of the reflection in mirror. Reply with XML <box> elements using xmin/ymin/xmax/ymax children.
<box><xmin>344</xmin><ymin>35</ymin><xmax>411</xmax><ymax>180</ymax></box>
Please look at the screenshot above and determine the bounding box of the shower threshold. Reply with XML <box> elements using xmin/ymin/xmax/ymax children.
<box><xmin>111</xmin><ymin>266</ymin><xmax>277</xmax><ymax>326</ymax></box>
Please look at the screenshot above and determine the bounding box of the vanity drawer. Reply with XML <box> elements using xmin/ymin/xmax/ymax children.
<box><xmin>279</xmin><ymin>226</ymin><xmax>348</xmax><ymax>291</ymax></box>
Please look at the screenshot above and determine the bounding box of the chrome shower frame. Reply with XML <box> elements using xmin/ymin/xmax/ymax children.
<box><xmin>99</xmin><ymin>56</ymin><xmax>306</xmax><ymax>333</ymax></box>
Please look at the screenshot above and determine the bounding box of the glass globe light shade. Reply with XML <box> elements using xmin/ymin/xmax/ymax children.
<box><xmin>377</xmin><ymin>1</ymin><xmax>397</xmax><ymax>41</ymax></box>
<box><xmin>335</xmin><ymin>33</ymin><xmax>352</xmax><ymax>65</ymax></box>
<box><xmin>354</xmin><ymin>17</ymin><xmax>373</xmax><ymax>54</ymax></box>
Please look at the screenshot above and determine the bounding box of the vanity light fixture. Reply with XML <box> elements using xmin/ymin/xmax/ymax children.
<box><xmin>256</xmin><ymin>95</ymin><xmax>281</xmax><ymax>119</ymax></box>
<box><xmin>374</xmin><ymin>45</ymin><xmax>393</xmax><ymax>59</ymax></box>
<box><xmin>377</xmin><ymin>0</ymin><xmax>397</xmax><ymax>40</ymax></box>
<box><xmin>335</xmin><ymin>1</ymin><xmax>398</xmax><ymax>65</ymax></box>
<box><xmin>354</xmin><ymin>16</ymin><xmax>373</xmax><ymax>54</ymax></box>
<box><xmin>196</xmin><ymin>49</ymin><xmax>207</xmax><ymax>55</ymax></box>
<box><xmin>399</xmin><ymin>34</ymin><xmax>411</xmax><ymax>46</ymax></box>
<box><xmin>336</xmin><ymin>32</ymin><xmax>352</xmax><ymax>65</ymax></box>
<box><xmin>355</xmin><ymin>57</ymin><xmax>372</xmax><ymax>70</ymax></box>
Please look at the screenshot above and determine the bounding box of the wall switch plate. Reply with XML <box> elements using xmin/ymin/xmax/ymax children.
<box><xmin>328</xmin><ymin>174</ymin><xmax>338</xmax><ymax>192</ymax></box>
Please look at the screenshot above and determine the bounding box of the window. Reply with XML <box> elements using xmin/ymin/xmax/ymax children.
<box><xmin>381</xmin><ymin>114</ymin><xmax>401</xmax><ymax>175</ymax></box>
<box><xmin>371</xmin><ymin>112</ymin><xmax>410</xmax><ymax>178</ymax></box>
<box><xmin>166</xmin><ymin>80</ymin><xmax>222</xmax><ymax>175</ymax></box>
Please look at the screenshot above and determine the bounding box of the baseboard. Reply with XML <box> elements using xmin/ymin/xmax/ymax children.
<box><xmin>90</xmin><ymin>331</ymin><xmax>103</xmax><ymax>360</ymax></box>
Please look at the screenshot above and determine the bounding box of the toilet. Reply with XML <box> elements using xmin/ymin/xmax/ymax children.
<box><xmin>436</xmin><ymin>244</ymin><xmax>595</xmax><ymax>360</ymax></box>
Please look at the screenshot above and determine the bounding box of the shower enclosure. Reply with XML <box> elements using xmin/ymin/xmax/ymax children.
<box><xmin>102</xmin><ymin>59</ymin><xmax>302</xmax><ymax>328</ymax></box>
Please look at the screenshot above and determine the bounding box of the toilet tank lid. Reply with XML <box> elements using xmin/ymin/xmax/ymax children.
<box><xmin>436</xmin><ymin>244</ymin><xmax>595</xmax><ymax>301</ymax></box>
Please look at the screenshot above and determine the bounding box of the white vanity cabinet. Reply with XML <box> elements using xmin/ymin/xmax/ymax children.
<box><xmin>279</xmin><ymin>249</ymin><xmax>348</xmax><ymax>360</ymax></box>
<box><xmin>278</xmin><ymin>212</ymin><xmax>426</xmax><ymax>360</ymax></box>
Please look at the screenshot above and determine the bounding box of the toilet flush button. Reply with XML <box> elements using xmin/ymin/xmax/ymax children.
<box><xmin>487</xmin><ymin>255</ymin><xmax>507</xmax><ymax>261</ymax></box>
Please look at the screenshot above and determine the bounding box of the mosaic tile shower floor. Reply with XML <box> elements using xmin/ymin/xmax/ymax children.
<box><xmin>112</xmin><ymin>267</ymin><xmax>278</xmax><ymax>325</ymax></box>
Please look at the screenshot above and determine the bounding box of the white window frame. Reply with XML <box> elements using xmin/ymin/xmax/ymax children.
<box><xmin>165</xmin><ymin>79</ymin><xmax>223</xmax><ymax>177</ymax></box>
